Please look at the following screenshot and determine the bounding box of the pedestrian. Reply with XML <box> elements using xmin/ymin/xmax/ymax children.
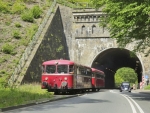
<box><xmin>146</xmin><ymin>79</ymin><xmax>149</xmax><ymax>85</ymax></box>
<box><xmin>133</xmin><ymin>84</ymin><xmax>136</xmax><ymax>90</ymax></box>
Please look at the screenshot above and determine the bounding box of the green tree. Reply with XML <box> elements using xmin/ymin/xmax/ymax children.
<box><xmin>115</xmin><ymin>67</ymin><xmax>138</xmax><ymax>84</ymax></box>
<box><xmin>91</xmin><ymin>0</ymin><xmax>150</xmax><ymax>56</ymax></box>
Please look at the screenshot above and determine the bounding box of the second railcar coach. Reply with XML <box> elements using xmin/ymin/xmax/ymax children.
<box><xmin>91</xmin><ymin>68</ymin><xmax>105</xmax><ymax>91</ymax></box>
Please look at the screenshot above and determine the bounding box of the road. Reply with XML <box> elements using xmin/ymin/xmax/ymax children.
<box><xmin>4</xmin><ymin>89</ymin><xmax>150</xmax><ymax>113</ymax></box>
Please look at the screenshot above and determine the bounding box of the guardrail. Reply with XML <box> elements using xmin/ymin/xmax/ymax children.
<box><xmin>8</xmin><ymin>0</ymin><xmax>57</xmax><ymax>86</ymax></box>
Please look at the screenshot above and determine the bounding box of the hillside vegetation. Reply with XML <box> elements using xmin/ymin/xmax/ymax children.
<box><xmin>0</xmin><ymin>0</ymin><xmax>54</xmax><ymax>88</ymax></box>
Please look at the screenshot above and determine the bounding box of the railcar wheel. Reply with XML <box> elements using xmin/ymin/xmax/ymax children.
<box><xmin>92</xmin><ymin>89</ymin><xmax>96</xmax><ymax>92</ymax></box>
<box><xmin>54</xmin><ymin>91</ymin><xmax>59</xmax><ymax>95</ymax></box>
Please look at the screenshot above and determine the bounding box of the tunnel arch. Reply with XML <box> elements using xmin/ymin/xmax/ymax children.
<box><xmin>90</xmin><ymin>48</ymin><xmax>143</xmax><ymax>89</ymax></box>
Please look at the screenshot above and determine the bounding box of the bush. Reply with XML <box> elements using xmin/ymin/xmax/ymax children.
<box><xmin>0</xmin><ymin>0</ymin><xmax>9</xmax><ymax>13</ymax></box>
<box><xmin>20</xmin><ymin>38</ymin><xmax>29</xmax><ymax>46</ymax></box>
<box><xmin>32</xmin><ymin>5</ymin><xmax>42</xmax><ymax>19</ymax></box>
<box><xmin>0</xmin><ymin>76</ymin><xmax>8</xmax><ymax>88</ymax></box>
<box><xmin>26</xmin><ymin>24</ymin><xmax>38</xmax><ymax>39</ymax></box>
<box><xmin>13</xmin><ymin>30</ymin><xmax>21</xmax><ymax>39</ymax></box>
<box><xmin>15</xmin><ymin>22</ymin><xmax>22</xmax><ymax>28</ymax></box>
<box><xmin>11</xmin><ymin>1</ymin><xmax>26</xmax><ymax>14</ymax></box>
<box><xmin>2</xmin><ymin>43</ymin><xmax>14</xmax><ymax>54</ymax></box>
<box><xmin>0</xmin><ymin>57</ymin><xmax>7</xmax><ymax>63</ymax></box>
<box><xmin>21</xmin><ymin>10</ymin><xmax>34</xmax><ymax>22</ymax></box>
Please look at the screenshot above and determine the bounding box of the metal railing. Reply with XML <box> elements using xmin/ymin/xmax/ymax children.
<box><xmin>8</xmin><ymin>0</ymin><xmax>57</xmax><ymax>86</ymax></box>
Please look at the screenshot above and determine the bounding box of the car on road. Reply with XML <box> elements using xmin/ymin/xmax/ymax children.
<box><xmin>120</xmin><ymin>82</ymin><xmax>131</xmax><ymax>92</ymax></box>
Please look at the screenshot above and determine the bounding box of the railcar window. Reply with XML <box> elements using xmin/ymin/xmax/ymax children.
<box><xmin>78</xmin><ymin>67</ymin><xmax>91</xmax><ymax>76</ymax></box>
<box><xmin>57</xmin><ymin>65</ymin><xmax>68</xmax><ymax>73</ymax></box>
<box><xmin>69</xmin><ymin>65</ymin><xmax>74</xmax><ymax>72</ymax></box>
<box><xmin>92</xmin><ymin>73</ymin><xmax>94</xmax><ymax>77</ymax></box>
<box><xmin>86</xmin><ymin>69</ymin><xmax>92</xmax><ymax>76</ymax></box>
<box><xmin>46</xmin><ymin>65</ymin><xmax>56</xmax><ymax>73</ymax></box>
<box><xmin>96</xmin><ymin>73</ymin><xmax>101</xmax><ymax>78</ymax></box>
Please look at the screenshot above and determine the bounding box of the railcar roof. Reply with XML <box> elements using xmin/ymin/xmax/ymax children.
<box><xmin>91</xmin><ymin>68</ymin><xmax>104</xmax><ymax>74</ymax></box>
<box><xmin>42</xmin><ymin>59</ymin><xmax>75</xmax><ymax>65</ymax></box>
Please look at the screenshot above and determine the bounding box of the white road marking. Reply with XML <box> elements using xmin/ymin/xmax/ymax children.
<box><xmin>110</xmin><ymin>90</ymin><xmax>145</xmax><ymax>113</ymax></box>
<box><xmin>127</xmin><ymin>96</ymin><xmax>145</xmax><ymax>113</ymax></box>
<box><xmin>121</xmin><ymin>94</ymin><xmax>137</xmax><ymax>113</ymax></box>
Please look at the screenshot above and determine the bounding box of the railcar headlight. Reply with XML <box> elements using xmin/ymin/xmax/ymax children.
<box><xmin>45</xmin><ymin>77</ymin><xmax>48</xmax><ymax>80</ymax></box>
<box><xmin>64</xmin><ymin>77</ymin><xmax>67</xmax><ymax>81</ymax></box>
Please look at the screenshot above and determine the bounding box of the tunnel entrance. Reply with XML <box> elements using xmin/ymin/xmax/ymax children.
<box><xmin>91</xmin><ymin>48</ymin><xmax>143</xmax><ymax>89</ymax></box>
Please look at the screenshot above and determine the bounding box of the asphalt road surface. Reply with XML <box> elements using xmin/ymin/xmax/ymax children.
<box><xmin>3</xmin><ymin>89</ymin><xmax>150</xmax><ymax>113</ymax></box>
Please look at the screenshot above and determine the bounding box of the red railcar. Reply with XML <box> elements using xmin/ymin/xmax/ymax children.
<box><xmin>91</xmin><ymin>68</ymin><xmax>105</xmax><ymax>91</ymax></box>
<box><xmin>41</xmin><ymin>59</ymin><xmax>92</xmax><ymax>94</ymax></box>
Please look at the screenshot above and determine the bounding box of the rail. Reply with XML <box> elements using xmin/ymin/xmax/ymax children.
<box><xmin>8</xmin><ymin>0</ymin><xmax>57</xmax><ymax>86</ymax></box>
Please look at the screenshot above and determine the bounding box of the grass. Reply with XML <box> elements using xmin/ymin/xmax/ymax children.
<box><xmin>144</xmin><ymin>84</ymin><xmax>150</xmax><ymax>90</ymax></box>
<box><xmin>0</xmin><ymin>0</ymin><xmax>53</xmax><ymax>88</ymax></box>
<box><xmin>0</xmin><ymin>83</ymin><xmax>53</xmax><ymax>108</ymax></box>
<box><xmin>0</xmin><ymin>0</ymin><xmax>90</xmax><ymax>109</ymax></box>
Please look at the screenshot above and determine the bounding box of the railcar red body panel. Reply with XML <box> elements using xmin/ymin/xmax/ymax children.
<box><xmin>42</xmin><ymin>74</ymin><xmax>73</xmax><ymax>89</ymax></box>
<box><xmin>91</xmin><ymin>68</ymin><xmax>105</xmax><ymax>91</ymax></box>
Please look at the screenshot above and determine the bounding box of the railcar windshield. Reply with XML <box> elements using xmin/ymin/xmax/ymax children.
<box><xmin>122</xmin><ymin>82</ymin><xmax>130</xmax><ymax>86</ymax></box>
<box><xmin>46</xmin><ymin>65</ymin><xmax>56</xmax><ymax>73</ymax></box>
<box><xmin>57</xmin><ymin>65</ymin><xmax>68</xmax><ymax>73</ymax></box>
<box><xmin>69</xmin><ymin>65</ymin><xmax>74</xmax><ymax>73</ymax></box>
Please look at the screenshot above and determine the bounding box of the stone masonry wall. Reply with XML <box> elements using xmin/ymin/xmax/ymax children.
<box><xmin>22</xmin><ymin>6</ymin><xmax>69</xmax><ymax>83</ymax></box>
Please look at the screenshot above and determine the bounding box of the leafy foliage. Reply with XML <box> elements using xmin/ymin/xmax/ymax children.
<box><xmin>2</xmin><ymin>43</ymin><xmax>14</xmax><ymax>54</ymax></box>
<box><xmin>91</xmin><ymin>0</ymin><xmax>150</xmax><ymax>56</ymax></box>
<box><xmin>21</xmin><ymin>5</ymin><xmax>42</xmax><ymax>22</ymax></box>
<box><xmin>31</xmin><ymin>5</ymin><xmax>42</xmax><ymax>19</ymax></box>
<box><xmin>13</xmin><ymin>30</ymin><xmax>21</xmax><ymax>39</ymax></box>
<box><xmin>21</xmin><ymin>10</ymin><xmax>34</xmax><ymax>22</ymax></box>
<box><xmin>0</xmin><ymin>0</ymin><xmax>9</xmax><ymax>13</ymax></box>
<box><xmin>11</xmin><ymin>1</ymin><xmax>26</xmax><ymax>14</ymax></box>
<box><xmin>15</xmin><ymin>22</ymin><xmax>22</xmax><ymax>28</ymax></box>
<box><xmin>115</xmin><ymin>67</ymin><xmax>138</xmax><ymax>84</ymax></box>
<box><xmin>26</xmin><ymin>24</ymin><xmax>38</xmax><ymax>39</ymax></box>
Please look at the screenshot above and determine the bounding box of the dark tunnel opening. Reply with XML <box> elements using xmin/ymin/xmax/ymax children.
<box><xmin>91</xmin><ymin>48</ymin><xmax>143</xmax><ymax>89</ymax></box>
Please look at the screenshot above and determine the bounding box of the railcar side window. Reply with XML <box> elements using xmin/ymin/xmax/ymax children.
<box><xmin>86</xmin><ymin>69</ymin><xmax>92</xmax><ymax>76</ymax></box>
<box><xmin>78</xmin><ymin>67</ymin><xmax>91</xmax><ymax>76</ymax></box>
<box><xmin>78</xmin><ymin>67</ymin><xmax>84</xmax><ymax>74</ymax></box>
<box><xmin>92</xmin><ymin>73</ymin><xmax>94</xmax><ymax>77</ymax></box>
<box><xmin>57</xmin><ymin>65</ymin><xmax>68</xmax><ymax>73</ymax></box>
<box><xmin>46</xmin><ymin>65</ymin><xmax>56</xmax><ymax>73</ymax></box>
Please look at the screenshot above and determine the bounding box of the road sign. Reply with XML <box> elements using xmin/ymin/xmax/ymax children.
<box><xmin>145</xmin><ymin>75</ymin><xmax>149</xmax><ymax>79</ymax></box>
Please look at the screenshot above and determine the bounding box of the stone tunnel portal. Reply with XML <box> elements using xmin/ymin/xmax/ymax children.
<box><xmin>91</xmin><ymin>48</ymin><xmax>143</xmax><ymax>89</ymax></box>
